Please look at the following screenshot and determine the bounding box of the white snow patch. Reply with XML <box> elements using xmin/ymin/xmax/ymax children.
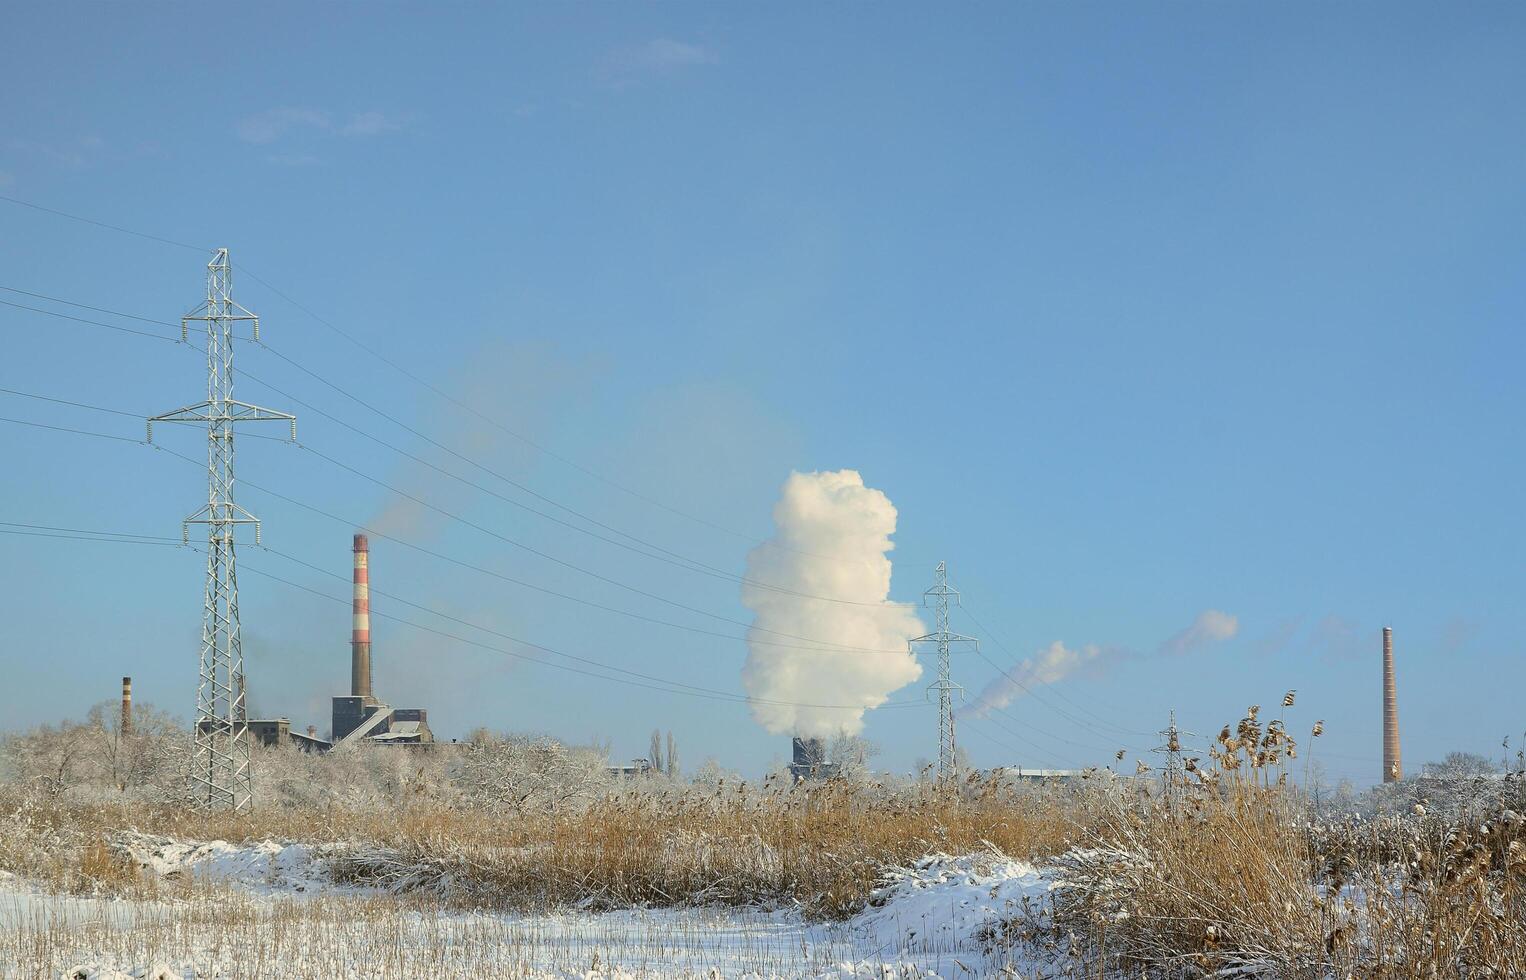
<box><xmin>4</xmin><ymin>848</ymin><xmax>1074</xmax><ymax>978</ymax></box>
<box><xmin>851</xmin><ymin>850</ymin><xmax>1053</xmax><ymax>964</ymax></box>
<box><xmin>115</xmin><ymin>834</ymin><xmax>337</xmax><ymax>895</ymax></box>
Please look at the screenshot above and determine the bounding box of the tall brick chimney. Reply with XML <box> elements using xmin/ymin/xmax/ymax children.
<box><xmin>1382</xmin><ymin>626</ymin><xmax>1401</xmax><ymax>783</ymax></box>
<box><xmin>352</xmin><ymin>533</ymin><xmax>372</xmax><ymax>698</ymax></box>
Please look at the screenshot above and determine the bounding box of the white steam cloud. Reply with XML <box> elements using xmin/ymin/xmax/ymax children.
<box><xmin>740</xmin><ymin>470</ymin><xmax>924</xmax><ymax>738</ymax></box>
<box><xmin>1158</xmin><ymin>609</ymin><xmax>1239</xmax><ymax>656</ymax></box>
<box><xmin>959</xmin><ymin>641</ymin><xmax>1108</xmax><ymax>719</ymax></box>
<box><xmin>960</xmin><ymin>609</ymin><xmax>1240</xmax><ymax>719</ymax></box>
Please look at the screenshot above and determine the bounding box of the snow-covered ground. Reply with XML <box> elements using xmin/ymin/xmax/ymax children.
<box><xmin>0</xmin><ymin>845</ymin><xmax>1064</xmax><ymax>979</ymax></box>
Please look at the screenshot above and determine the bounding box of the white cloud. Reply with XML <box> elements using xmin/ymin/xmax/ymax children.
<box><xmin>237</xmin><ymin>107</ymin><xmax>331</xmax><ymax>144</ymax></box>
<box><xmin>264</xmin><ymin>153</ymin><xmax>323</xmax><ymax>167</ymax></box>
<box><xmin>342</xmin><ymin>111</ymin><xmax>404</xmax><ymax>137</ymax></box>
<box><xmin>740</xmin><ymin>470</ymin><xmax>924</xmax><ymax>738</ymax></box>
<box><xmin>605</xmin><ymin>38</ymin><xmax>719</xmax><ymax>84</ymax></box>
<box><xmin>959</xmin><ymin>641</ymin><xmax>1107</xmax><ymax>719</ymax></box>
<box><xmin>960</xmin><ymin>608</ymin><xmax>1240</xmax><ymax>719</ymax></box>
<box><xmin>1158</xmin><ymin>609</ymin><xmax>1240</xmax><ymax>657</ymax></box>
<box><xmin>635</xmin><ymin>38</ymin><xmax>717</xmax><ymax>69</ymax></box>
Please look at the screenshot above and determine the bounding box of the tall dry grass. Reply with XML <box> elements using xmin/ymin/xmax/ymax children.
<box><xmin>1044</xmin><ymin>701</ymin><xmax>1526</xmax><ymax>978</ymax></box>
<box><xmin>0</xmin><ymin>774</ymin><xmax>1104</xmax><ymax>917</ymax></box>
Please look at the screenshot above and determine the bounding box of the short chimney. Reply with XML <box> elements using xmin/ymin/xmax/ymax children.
<box><xmin>121</xmin><ymin>676</ymin><xmax>132</xmax><ymax>735</ymax></box>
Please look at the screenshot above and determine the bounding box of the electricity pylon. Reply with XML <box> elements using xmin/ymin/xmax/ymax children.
<box><xmin>1151</xmin><ymin>709</ymin><xmax>1195</xmax><ymax>812</ymax></box>
<box><xmin>910</xmin><ymin>561</ymin><xmax>977</xmax><ymax>782</ymax></box>
<box><xmin>149</xmin><ymin>249</ymin><xmax>295</xmax><ymax>810</ymax></box>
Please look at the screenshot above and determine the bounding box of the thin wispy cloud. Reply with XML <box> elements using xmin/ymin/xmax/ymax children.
<box><xmin>237</xmin><ymin>107</ymin><xmax>331</xmax><ymax>144</ymax></box>
<box><xmin>1158</xmin><ymin>609</ymin><xmax>1240</xmax><ymax>656</ymax></box>
<box><xmin>960</xmin><ymin>609</ymin><xmax>1241</xmax><ymax>720</ymax></box>
<box><xmin>9</xmin><ymin>136</ymin><xmax>104</xmax><ymax>170</ymax></box>
<box><xmin>236</xmin><ymin>108</ymin><xmax>407</xmax><ymax>145</ymax></box>
<box><xmin>1310</xmin><ymin>614</ymin><xmax>1366</xmax><ymax>663</ymax></box>
<box><xmin>632</xmin><ymin>38</ymin><xmax>718</xmax><ymax>70</ymax></box>
<box><xmin>342</xmin><ymin>111</ymin><xmax>404</xmax><ymax>137</ymax></box>
<box><xmin>958</xmin><ymin>640</ymin><xmax>1114</xmax><ymax>719</ymax></box>
<box><xmin>603</xmin><ymin>38</ymin><xmax>719</xmax><ymax>87</ymax></box>
<box><xmin>264</xmin><ymin>153</ymin><xmax>323</xmax><ymax>168</ymax></box>
<box><xmin>1248</xmin><ymin>617</ymin><xmax>1303</xmax><ymax>658</ymax></box>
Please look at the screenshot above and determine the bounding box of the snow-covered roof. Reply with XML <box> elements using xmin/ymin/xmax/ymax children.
<box><xmin>372</xmin><ymin>722</ymin><xmax>423</xmax><ymax>741</ymax></box>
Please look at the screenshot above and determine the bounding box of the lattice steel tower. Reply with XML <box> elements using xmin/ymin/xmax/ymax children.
<box><xmin>149</xmin><ymin>249</ymin><xmax>295</xmax><ymax>810</ymax></box>
<box><xmin>1152</xmin><ymin>710</ymin><xmax>1195</xmax><ymax>812</ymax></box>
<box><xmin>910</xmin><ymin>562</ymin><xmax>977</xmax><ymax>782</ymax></box>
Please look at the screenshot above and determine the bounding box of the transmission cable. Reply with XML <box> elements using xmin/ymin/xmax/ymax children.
<box><xmin>0</xmin><ymin>412</ymin><xmax>918</xmax><ymax>657</ymax></box>
<box><xmin>0</xmin><ymin>192</ymin><xmax>875</xmax><ymax>565</ymax></box>
<box><xmin>0</xmin><ymin>517</ymin><xmax>926</xmax><ymax>711</ymax></box>
<box><xmin>958</xmin><ymin>601</ymin><xmax>1154</xmax><ymax>738</ymax></box>
<box><xmin>1</xmin><ymin>284</ymin><xmax>905</xmax><ymax>607</ymax></box>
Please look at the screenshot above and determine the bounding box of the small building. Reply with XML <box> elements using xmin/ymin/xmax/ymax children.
<box><xmin>789</xmin><ymin>737</ymin><xmax>839</xmax><ymax>781</ymax></box>
<box><xmin>994</xmin><ymin>767</ymin><xmax>1108</xmax><ymax>784</ymax></box>
<box><xmin>196</xmin><ymin>718</ymin><xmax>331</xmax><ymax>752</ymax></box>
<box><xmin>331</xmin><ymin>699</ymin><xmax>435</xmax><ymax>748</ymax></box>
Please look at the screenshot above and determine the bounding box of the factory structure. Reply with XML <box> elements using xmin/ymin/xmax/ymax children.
<box><xmin>329</xmin><ymin>533</ymin><xmax>435</xmax><ymax>746</ymax></box>
<box><xmin>184</xmin><ymin>533</ymin><xmax>436</xmax><ymax>751</ymax></box>
<box><xmin>137</xmin><ymin>533</ymin><xmax>1414</xmax><ymax>782</ymax></box>
<box><xmin>789</xmin><ymin>736</ymin><xmax>838</xmax><ymax>781</ymax></box>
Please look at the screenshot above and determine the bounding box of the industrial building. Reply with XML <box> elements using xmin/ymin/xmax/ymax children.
<box><xmin>789</xmin><ymin>736</ymin><xmax>839</xmax><ymax>781</ymax></box>
<box><xmin>330</xmin><ymin>533</ymin><xmax>435</xmax><ymax>747</ymax></box>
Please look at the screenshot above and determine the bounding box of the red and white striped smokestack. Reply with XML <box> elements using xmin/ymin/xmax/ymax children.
<box><xmin>1382</xmin><ymin>626</ymin><xmax>1401</xmax><ymax>783</ymax></box>
<box><xmin>352</xmin><ymin>533</ymin><xmax>372</xmax><ymax>699</ymax></box>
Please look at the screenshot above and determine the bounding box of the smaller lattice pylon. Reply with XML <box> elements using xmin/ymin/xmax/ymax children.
<box><xmin>909</xmin><ymin>561</ymin><xmax>978</xmax><ymax>783</ymax></box>
<box><xmin>1151</xmin><ymin>709</ymin><xmax>1196</xmax><ymax>811</ymax></box>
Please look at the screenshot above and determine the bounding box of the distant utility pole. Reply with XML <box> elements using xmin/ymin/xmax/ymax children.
<box><xmin>910</xmin><ymin>562</ymin><xmax>977</xmax><ymax>783</ymax></box>
<box><xmin>149</xmin><ymin>249</ymin><xmax>295</xmax><ymax>811</ymax></box>
<box><xmin>1152</xmin><ymin>710</ymin><xmax>1194</xmax><ymax>812</ymax></box>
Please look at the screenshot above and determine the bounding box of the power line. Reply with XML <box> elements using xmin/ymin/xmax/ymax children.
<box><xmin>0</xmin><ymin>519</ymin><xmax>927</xmax><ymax>712</ymax></box>
<box><xmin>0</xmin><ymin>285</ymin><xmax>184</xmax><ymax>327</ymax></box>
<box><xmin>0</xmin><ymin>414</ymin><xmax>916</xmax><ymax>659</ymax></box>
<box><xmin>0</xmin><ymin>526</ymin><xmax>182</xmax><ymax>547</ymax></box>
<box><xmin>242</xmin><ymin>550</ymin><xmax>926</xmax><ymax>711</ymax></box>
<box><xmin>0</xmin><ymin>385</ymin><xmax>146</xmax><ymax>419</ymax></box>
<box><xmin>959</xmin><ymin>601</ymin><xmax>1154</xmax><ymax>738</ymax></box>
<box><xmin>233</xmin><ymin>260</ymin><xmax>836</xmax><ymax>561</ymax></box>
<box><xmin>0</xmin><ymin>377</ymin><xmax>918</xmax><ymax>654</ymax></box>
<box><xmin>0</xmin><ymin>193</ymin><xmax>209</xmax><ymax>252</ymax></box>
<box><xmin>0</xmin><ymin>298</ymin><xmax>181</xmax><ymax>343</ymax></box>
<box><xmin>960</xmin><ymin>717</ymin><xmax>1075</xmax><ymax>771</ymax></box>
<box><xmin>986</xmin><ymin>700</ymin><xmax>1137</xmax><ymax>757</ymax></box>
<box><xmin>244</xmin><ymin>346</ymin><xmax>885</xmax><ymax>606</ymax></box>
<box><xmin>0</xmin><ymin>520</ymin><xmax>179</xmax><ymax>542</ymax></box>
<box><xmin>2</xmin><ymin>283</ymin><xmax>898</xmax><ymax>606</ymax></box>
<box><xmin>0</xmin><ymin>415</ymin><xmax>144</xmax><ymax>444</ymax></box>
<box><xmin>0</xmin><ymin>192</ymin><xmax>881</xmax><ymax>566</ymax></box>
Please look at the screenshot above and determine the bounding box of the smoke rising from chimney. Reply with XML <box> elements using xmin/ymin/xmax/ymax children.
<box><xmin>959</xmin><ymin>610</ymin><xmax>1240</xmax><ymax>719</ymax></box>
<box><xmin>958</xmin><ymin>641</ymin><xmax>1109</xmax><ymax>719</ymax></box>
<box><xmin>740</xmin><ymin>470</ymin><xmax>924</xmax><ymax>738</ymax></box>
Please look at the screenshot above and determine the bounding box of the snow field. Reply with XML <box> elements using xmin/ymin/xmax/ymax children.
<box><xmin>0</xmin><ymin>842</ymin><xmax>1060</xmax><ymax>979</ymax></box>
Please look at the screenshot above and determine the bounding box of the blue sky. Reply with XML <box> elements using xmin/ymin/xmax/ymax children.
<box><xmin>1</xmin><ymin>3</ymin><xmax>1522</xmax><ymax>785</ymax></box>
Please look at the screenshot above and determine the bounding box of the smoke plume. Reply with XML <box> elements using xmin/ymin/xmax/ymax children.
<box><xmin>1158</xmin><ymin>609</ymin><xmax>1239</xmax><ymax>656</ymax></box>
<box><xmin>958</xmin><ymin>641</ymin><xmax>1112</xmax><ymax>719</ymax></box>
<box><xmin>960</xmin><ymin>609</ymin><xmax>1240</xmax><ymax>719</ymax></box>
<box><xmin>740</xmin><ymin>470</ymin><xmax>924</xmax><ymax>738</ymax></box>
